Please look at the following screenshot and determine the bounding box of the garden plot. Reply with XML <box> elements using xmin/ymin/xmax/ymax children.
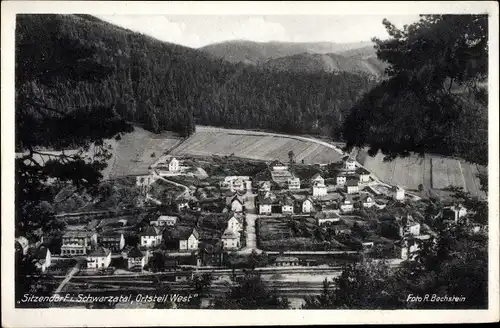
<box><xmin>431</xmin><ymin>157</ymin><xmax>465</xmax><ymax>190</ymax></box>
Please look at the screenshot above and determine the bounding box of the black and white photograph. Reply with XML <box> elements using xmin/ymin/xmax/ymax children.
<box><xmin>2</xmin><ymin>1</ymin><xmax>499</xmax><ymax>326</ymax></box>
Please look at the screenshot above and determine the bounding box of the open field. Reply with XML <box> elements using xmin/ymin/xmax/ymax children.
<box><xmin>106</xmin><ymin>126</ymin><xmax>183</xmax><ymax>178</ymax></box>
<box><xmin>171</xmin><ymin>126</ymin><xmax>343</xmax><ymax>164</ymax></box>
<box><xmin>357</xmin><ymin>149</ymin><xmax>486</xmax><ymax>199</ymax></box>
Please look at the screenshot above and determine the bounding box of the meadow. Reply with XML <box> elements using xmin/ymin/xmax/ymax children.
<box><xmin>171</xmin><ymin>127</ymin><xmax>343</xmax><ymax>164</ymax></box>
<box><xmin>357</xmin><ymin>149</ymin><xmax>486</xmax><ymax>199</ymax></box>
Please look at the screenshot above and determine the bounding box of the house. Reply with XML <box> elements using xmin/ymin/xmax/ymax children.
<box><xmin>332</xmin><ymin>224</ymin><xmax>352</xmax><ymax>235</ymax></box>
<box><xmin>270</xmin><ymin>160</ymin><xmax>288</xmax><ymax>171</ymax></box>
<box><xmin>179</xmin><ymin>228</ymin><xmax>200</xmax><ymax>251</ymax></box>
<box><xmin>344</xmin><ymin>157</ymin><xmax>357</xmax><ymax>171</ymax></box>
<box><xmin>258</xmin><ymin>181</ymin><xmax>271</xmax><ymax>192</ymax></box>
<box><xmin>443</xmin><ymin>204</ymin><xmax>468</xmax><ymax>223</ymax></box>
<box><xmin>288</xmin><ymin>176</ymin><xmax>301</xmax><ymax>190</ymax></box>
<box><xmin>227</xmin><ymin>194</ymin><xmax>244</xmax><ymax>212</ymax></box>
<box><xmin>336</xmin><ymin>173</ymin><xmax>347</xmax><ymax>186</ymax></box>
<box><xmin>345</xmin><ymin>179</ymin><xmax>359</xmax><ymax>194</ymax></box>
<box><xmin>221</xmin><ymin>228</ymin><xmax>240</xmax><ymax>250</ymax></box>
<box><xmin>169</xmin><ymin>157</ymin><xmax>180</xmax><ymax>172</ymax></box>
<box><xmin>361</xmin><ymin>194</ymin><xmax>376</xmax><ymax>208</ymax></box>
<box><xmin>273</xmin><ymin>256</ymin><xmax>300</xmax><ymax>267</ymax></box>
<box><xmin>281</xmin><ymin>197</ymin><xmax>294</xmax><ymax>214</ymax></box>
<box><xmin>394</xmin><ymin>186</ymin><xmax>405</xmax><ymax>201</ymax></box>
<box><xmin>312</xmin><ymin>181</ymin><xmax>327</xmax><ymax>197</ymax></box>
<box><xmin>310</xmin><ymin>173</ymin><xmax>325</xmax><ymax>186</ymax></box>
<box><xmin>127</xmin><ymin>246</ymin><xmax>147</xmax><ymax>270</ymax></box>
<box><xmin>151</xmin><ymin>215</ymin><xmax>178</xmax><ymax>227</ymax></box>
<box><xmin>316</xmin><ymin>212</ymin><xmax>341</xmax><ymax>226</ymax></box>
<box><xmin>61</xmin><ymin>231</ymin><xmax>97</xmax><ymax>256</ymax></box>
<box><xmin>175</xmin><ymin>198</ymin><xmax>190</xmax><ymax>211</ymax></box>
<box><xmin>399</xmin><ymin>215</ymin><xmax>421</xmax><ymax>237</ymax></box>
<box><xmin>400</xmin><ymin>235</ymin><xmax>431</xmax><ymax>261</ymax></box>
<box><xmin>340</xmin><ymin>196</ymin><xmax>354</xmax><ymax>213</ymax></box>
<box><xmin>15</xmin><ymin>236</ymin><xmax>29</xmax><ymax>256</ymax></box>
<box><xmin>86</xmin><ymin>247</ymin><xmax>111</xmax><ymax>270</ymax></box>
<box><xmin>258</xmin><ymin>196</ymin><xmax>273</xmax><ymax>215</ymax></box>
<box><xmin>302</xmin><ymin>197</ymin><xmax>314</xmax><ymax>213</ymax></box>
<box><xmin>362</xmin><ymin>241</ymin><xmax>375</xmax><ymax>250</ymax></box>
<box><xmin>227</xmin><ymin>215</ymin><xmax>244</xmax><ymax>234</ymax></box>
<box><xmin>35</xmin><ymin>246</ymin><xmax>52</xmax><ymax>273</ymax></box>
<box><xmin>222</xmin><ymin>176</ymin><xmax>252</xmax><ymax>192</ymax></box>
<box><xmin>99</xmin><ymin>231</ymin><xmax>125</xmax><ymax>253</ymax></box>
<box><xmin>357</xmin><ymin>167</ymin><xmax>371</xmax><ymax>183</ymax></box>
<box><xmin>197</xmin><ymin>243</ymin><xmax>225</xmax><ymax>267</ymax></box>
<box><xmin>140</xmin><ymin>226</ymin><xmax>163</xmax><ymax>248</ymax></box>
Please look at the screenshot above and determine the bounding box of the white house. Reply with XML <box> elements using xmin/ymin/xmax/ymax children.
<box><xmin>127</xmin><ymin>246</ymin><xmax>147</xmax><ymax>270</ymax></box>
<box><xmin>336</xmin><ymin>174</ymin><xmax>347</xmax><ymax>186</ymax></box>
<box><xmin>281</xmin><ymin>197</ymin><xmax>294</xmax><ymax>214</ymax></box>
<box><xmin>221</xmin><ymin>228</ymin><xmax>240</xmax><ymax>250</ymax></box>
<box><xmin>340</xmin><ymin>196</ymin><xmax>354</xmax><ymax>213</ymax></box>
<box><xmin>179</xmin><ymin>228</ymin><xmax>200</xmax><ymax>251</ymax></box>
<box><xmin>359</xmin><ymin>172</ymin><xmax>371</xmax><ymax>183</ymax></box>
<box><xmin>361</xmin><ymin>194</ymin><xmax>375</xmax><ymax>208</ymax></box>
<box><xmin>258</xmin><ymin>181</ymin><xmax>271</xmax><ymax>192</ymax></box>
<box><xmin>311</xmin><ymin>173</ymin><xmax>325</xmax><ymax>186</ymax></box>
<box><xmin>35</xmin><ymin>246</ymin><xmax>52</xmax><ymax>273</ymax></box>
<box><xmin>270</xmin><ymin>160</ymin><xmax>289</xmax><ymax>171</ymax></box>
<box><xmin>288</xmin><ymin>177</ymin><xmax>301</xmax><ymax>190</ymax></box>
<box><xmin>316</xmin><ymin>212</ymin><xmax>341</xmax><ymax>226</ymax></box>
<box><xmin>448</xmin><ymin>204</ymin><xmax>468</xmax><ymax>222</ymax></box>
<box><xmin>151</xmin><ymin>215</ymin><xmax>178</xmax><ymax>227</ymax></box>
<box><xmin>228</xmin><ymin>195</ymin><xmax>244</xmax><ymax>212</ymax></box>
<box><xmin>399</xmin><ymin>216</ymin><xmax>421</xmax><ymax>237</ymax></box>
<box><xmin>140</xmin><ymin>226</ymin><xmax>163</xmax><ymax>248</ymax></box>
<box><xmin>169</xmin><ymin>157</ymin><xmax>180</xmax><ymax>172</ymax></box>
<box><xmin>345</xmin><ymin>179</ymin><xmax>360</xmax><ymax>194</ymax></box>
<box><xmin>227</xmin><ymin>215</ymin><xmax>243</xmax><ymax>234</ymax></box>
<box><xmin>258</xmin><ymin>197</ymin><xmax>273</xmax><ymax>215</ymax></box>
<box><xmin>344</xmin><ymin>157</ymin><xmax>357</xmax><ymax>171</ymax></box>
<box><xmin>86</xmin><ymin>247</ymin><xmax>111</xmax><ymax>270</ymax></box>
<box><xmin>312</xmin><ymin>181</ymin><xmax>328</xmax><ymax>197</ymax></box>
<box><xmin>302</xmin><ymin>198</ymin><xmax>314</xmax><ymax>213</ymax></box>
<box><xmin>394</xmin><ymin>186</ymin><xmax>405</xmax><ymax>201</ymax></box>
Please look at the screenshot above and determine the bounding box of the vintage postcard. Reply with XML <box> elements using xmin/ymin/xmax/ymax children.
<box><xmin>1</xmin><ymin>1</ymin><xmax>499</xmax><ymax>326</ymax></box>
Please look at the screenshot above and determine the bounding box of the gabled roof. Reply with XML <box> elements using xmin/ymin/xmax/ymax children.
<box><xmin>303</xmin><ymin>197</ymin><xmax>314</xmax><ymax>204</ymax></box>
<box><xmin>281</xmin><ymin>197</ymin><xmax>294</xmax><ymax>206</ymax></box>
<box><xmin>63</xmin><ymin>231</ymin><xmax>94</xmax><ymax>238</ymax></box>
<box><xmin>127</xmin><ymin>246</ymin><xmax>144</xmax><ymax>258</ymax></box>
<box><xmin>311</xmin><ymin>173</ymin><xmax>323</xmax><ymax>180</ymax></box>
<box><xmin>141</xmin><ymin>226</ymin><xmax>161</xmax><ymax>237</ymax></box>
<box><xmin>158</xmin><ymin>215</ymin><xmax>178</xmax><ymax>221</ymax></box>
<box><xmin>221</xmin><ymin>228</ymin><xmax>238</xmax><ymax>239</ymax></box>
<box><xmin>88</xmin><ymin>247</ymin><xmax>111</xmax><ymax>257</ymax></box>
<box><xmin>227</xmin><ymin>194</ymin><xmax>244</xmax><ymax>205</ymax></box>
<box><xmin>259</xmin><ymin>197</ymin><xmax>274</xmax><ymax>205</ymax></box>
<box><xmin>35</xmin><ymin>246</ymin><xmax>49</xmax><ymax>259</ymax></box>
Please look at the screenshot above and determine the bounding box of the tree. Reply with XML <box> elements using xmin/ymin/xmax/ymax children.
<box><xmin>15</xmin><ymin>15</ymin><xmax>132</xmax><ymax>302</ymax></box>
<box><xmin>343</xmin><ymin>15</ymin><xmax>488</xmax><ymax>165</ymax></box>
<box><xmin>211</xmin><ymin>270</ymin><xmax>289</xmax><ymax>309</ymax></box>
<box><xmin>288</xmin><ymin>150</ymin><xmax>296</xmax><ymax>164</ymax></box>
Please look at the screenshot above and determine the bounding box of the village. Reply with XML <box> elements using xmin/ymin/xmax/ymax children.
<box><xmin>16</xmin><ymin>151</ymin><xmax>480</xmax><ymax>284</ymax></box>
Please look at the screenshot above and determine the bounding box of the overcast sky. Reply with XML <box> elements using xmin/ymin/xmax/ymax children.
<box><xmin>96</xmin><ymin>15</ymin><xmax>421</xmax><ymax>48</ymax></box>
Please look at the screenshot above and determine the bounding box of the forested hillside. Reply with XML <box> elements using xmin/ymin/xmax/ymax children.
<box><xmin>16</xmin><ymin>14</ymin><xmax>376</xmax><ymax>140</ymax></box>
<box><xmin>261</xmin><ymin>52</ymin><xmax>386</xmax><ymax>78</ymax></box>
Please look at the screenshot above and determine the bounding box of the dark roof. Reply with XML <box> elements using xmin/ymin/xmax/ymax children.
<box><xmin>127</xmin><ymin>246</ymin><xmax>144</xmax><ymax>258</ymax></box>
<box><xmin>281</xmin><ymin>197</ymin><xmax>294</xmax><ymax>206</ymax></box>
<box><xmin>141</xmin><ymin>226</ymin><xmax>161</xmax><ymax>237</ymax></box>
<box><xmin>311</xmin><ymin>173</ymin><xmax>323</xmax><ymax>180</ymax></box>
<box><xmin>346</xmin><ymin>179</ymin><xmax>359</xmax><ymax>186</ymax></box>
<box><xmin>259</xmin><ymin>197</ymin><xmax>274</xmax><ymax>205</ymax></box>
<box><xmin>35</xmin><ymin>246</ymin><xmax>49</xmax><ymax>259</ymax></box>
<box><xmin>356</xmin><ymin>167</ymin><xmax>371</xmax><ymax>175</ymax></box>
<box><xmin>88</xmin><ymin>247</ymin><xmax>110</xmax><ymax>257</ymax></box>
